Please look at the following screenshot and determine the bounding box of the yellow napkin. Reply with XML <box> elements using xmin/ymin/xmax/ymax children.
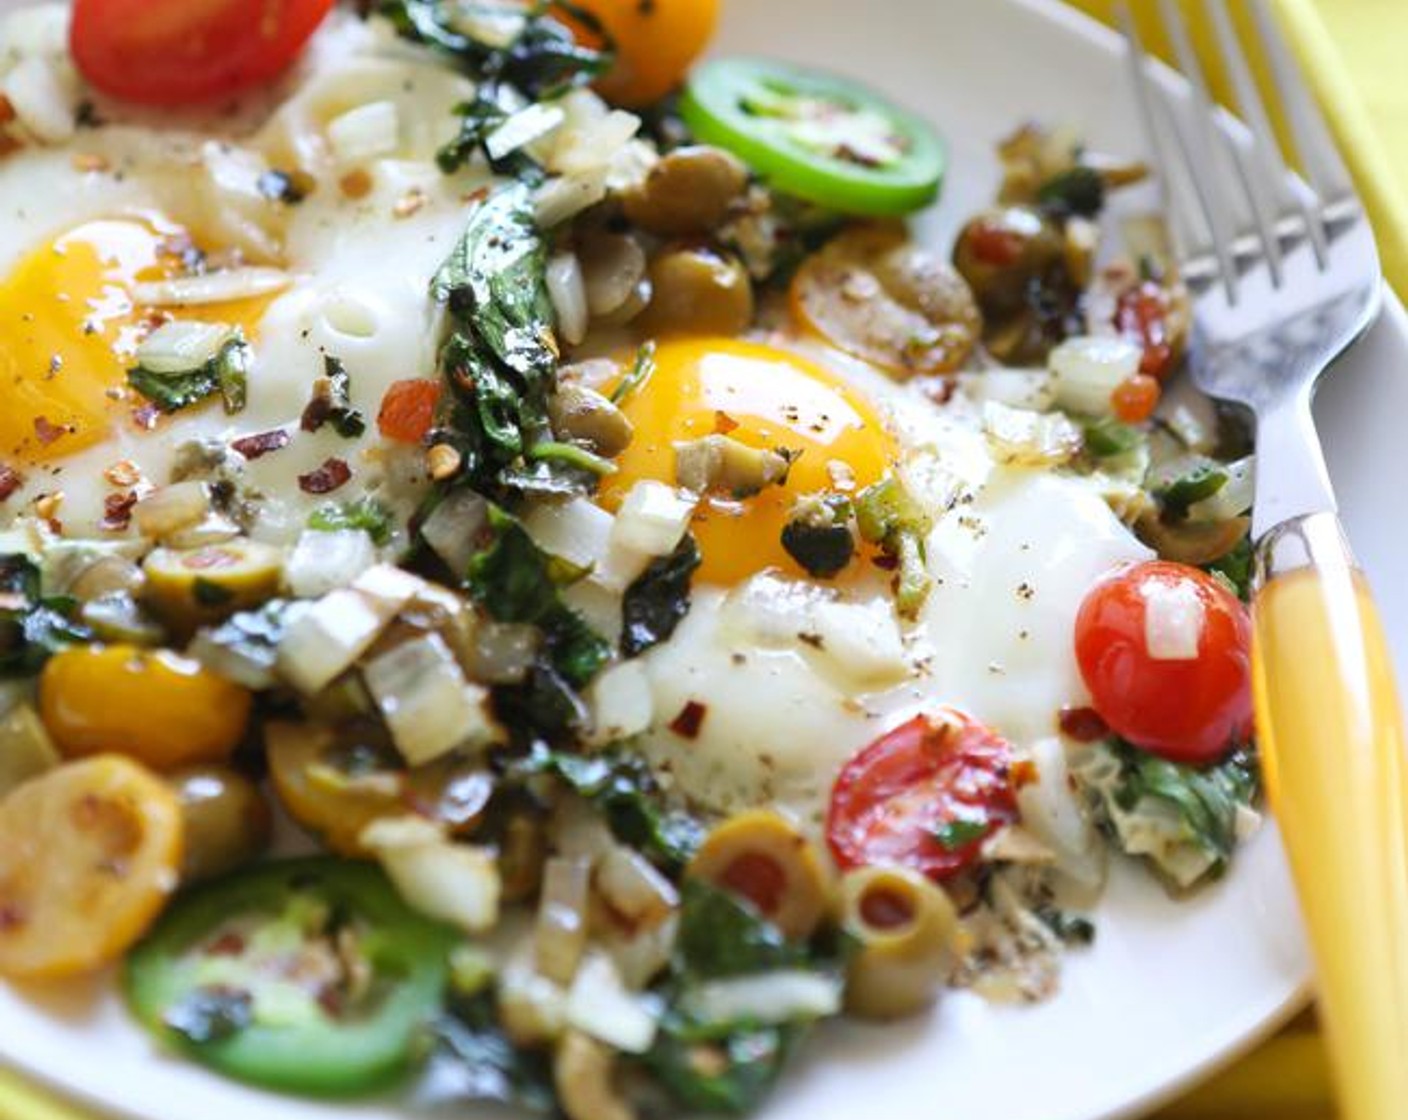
<box><xmin>2</xmin><ymin>2</ymin><xmax>1404</xmax><ymax>1119</ymax></box>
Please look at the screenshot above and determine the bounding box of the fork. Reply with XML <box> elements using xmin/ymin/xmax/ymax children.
<box><xmin>1121</xmin><ymin>2</ymin><xmax>1408</xmax><ymax>1117</ymax></box>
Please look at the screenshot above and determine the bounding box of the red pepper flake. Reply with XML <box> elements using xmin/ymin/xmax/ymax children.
<box><xmin>0</xmin><ymin>902</ymin><xmax>25</xmax><ymax>932</ymax></box>
<box><xmin>231</xmin><ymin>428</ymin><xmax>292</xmax><ymax>460</ymax></box>
<box><xmin>101</xmin><ymin>490</ymin><xmax>139</xmax><ymax>532</ymax></box>
<box><xmin>33</xmin><ymin>416</ymin><xmax>66</xmax><ymax>446</ymax></box>
<box><xmin>871</xmin><ymin>553</ymin><xmax>899</xmax><ymax>571</ymax></box>
<box><xmin>1010</xmin><ymin>758</ymin><xmax>1039</xmax><ymax>789</ymax></box>
<box><xmin>713</xmin><ymin>410</ymin><xmax>740</xmax><ymax>435</ymax></box>
<box><xmin>669</xmin><ymin>700</ymin><xmax>708</xmax><ymax>740</ymax></box>
<box><xmin>298</xmin><ymin>457</ymin><xmax>352</xmax><ymax>495</ymax></box>
<box><xmin>1058</xmin><ymin>706</ymin><xmax>1109</xmax><ymax>743</ymax></box>
<box><xmin>132</xmin><ymin>403</ymin><xmax>161</xmax><ymax>431</ymax></box>
<box><xmin>206</xmin><ymin>931</ymin><xmax>247</xmax><ymax>957</ymax></box>
<box><xmin>0</xmin><ymin>465</ymin><xmax>21</xmax><ymax>502</ymax></box>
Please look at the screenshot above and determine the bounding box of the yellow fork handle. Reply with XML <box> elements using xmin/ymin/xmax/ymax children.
<box><xmin>1251</xmin><ymin>512</ymin><xmax>1408</xmax><ymax>1120</ymax></box>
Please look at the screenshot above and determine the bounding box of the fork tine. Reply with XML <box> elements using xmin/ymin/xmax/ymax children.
<box><xmin>1200</xmin><ymin>0</ymin><xmax>1285</xmax><ymax>283</ymax></box>
<box><xmin>1153</xmin><ymin>0</ymin><xmax>1243</xmax><ymax>302</ymax></box>
<box><xmin>1118</xmin><ymin>4</ymin><xmax>1234</xmax><ymax>297</ymax></box>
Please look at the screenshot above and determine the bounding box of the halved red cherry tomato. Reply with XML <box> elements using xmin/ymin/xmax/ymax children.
<box><xmin>70</xmin><ymin>0</ymin><xmax>334</xmax><ymax>106</ymax></box>
<box><xmin>1075</xmin><ymin>560</ymin><xmax>1253</xmax><ymax>765</ymax></box>
<box><xmin>827</xmin><ymin>710</ymin><xmax>1019</xmax><ymax>882</ymax></box>
<box><xmin>1115</xmin><ymin>281</ymin><xmax>1176</xmax><ymax>380</ymax></box>
<box><xmin>377</xmin><ymin>379</ymin><xmax>442</xmax><ymax>445</ymax></box>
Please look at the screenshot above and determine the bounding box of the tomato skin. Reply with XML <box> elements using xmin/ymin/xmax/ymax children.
<box><xmin>568</xmin><ymin>0</ymin><xmax>718</xmax><ymax>108</ymax></box>
<box><xmin>1075</xmin><ymin>561</ymin><xmax>1253</xmax><ymax>765</ymax></box>
<box><xmin>827</xmin><ymin>710</ymin><xmax>1019</xmax><ymax>882</ymax></box>
<box><xmin>377</xmin><ymin>379</ymin><xmax>442</xmax><ymax>445</ymax></box>
<box><xmin>1111</xmin><ymin>373</ymin><xmax>1161</xmax><ymax>423</ymax></box>
<box><xmin>1115</xmin><ymin>281</ymin><xmax>1176</xmax><ymax>380</ymax></box>
<box><xmin>71</xmin><ymin>0</ymin><xmax>334</xmax><ymax>105</ymax></box>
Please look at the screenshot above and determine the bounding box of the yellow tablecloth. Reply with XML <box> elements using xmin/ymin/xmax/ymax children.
<box><xmin>2</xmin><ymin>1</ymin><xmax>1405</xmax><ymax>1119</ymax></box>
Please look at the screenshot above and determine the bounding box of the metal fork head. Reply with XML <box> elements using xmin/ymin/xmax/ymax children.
<box><xmin>1120</xmin><ymin>0</ymin><xmax>1382</xmax><ymax>419</ymax></box>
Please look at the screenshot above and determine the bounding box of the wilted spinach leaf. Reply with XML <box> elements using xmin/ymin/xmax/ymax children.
<box><xmin>621</xmin><ymin>535</ymin><xmax>701</xmax><ymax>657</ymax></box>
<box><xmin>0</xmin><ymin>554</ymin><xmax>91</xmax><ymax>678</ymax></box>
<box><xmin>645</xmin><ymin>1019</ymin><xmax>799</xmax><ymax>1116</ymax></box>
<box><xmin>309</xmin><ymin>497</ymin><xmax>395</xmax><ymax>545</ymax></box>
<box><xmin>413</xmin><ymin>991</ymin><xmax>556</xmax><ymax>1114</ymax></box>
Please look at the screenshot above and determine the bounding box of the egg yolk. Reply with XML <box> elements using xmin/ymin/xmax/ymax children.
<box><xmin>601</xmin><ymin>338</ymin><xmax>898</xmax><ymax>585</ymax></box>
<box><xmin>0</xmin><ymin>217</ymin><xmax>273</xmax><ymax>465</ymax></box>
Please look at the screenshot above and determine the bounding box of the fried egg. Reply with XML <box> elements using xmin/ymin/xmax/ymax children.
<box><xmin>0</xmin><ymin>9</ymin><xmax>478</xmax><ymax>539</ymax></box>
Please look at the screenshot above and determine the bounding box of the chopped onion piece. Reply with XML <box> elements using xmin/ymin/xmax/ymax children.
<box><xmin>595</xmin><ymin>847</ymin><xmax>677</xmax><ymax>928</ymax></box>
<box><xmin>361</xmin><ymin>817</ymin><xmax>501</xmax><ymax>933</ymax></box>
<box><xmin>604</xmin><ymin>911</ymin><xmax>678</xmax><ymax>991</ymax></box>
<box><xmin>284</xmin><ymin>529</ymin><xmax>377</xmax><ymax>599</ymax></box>
<box><xmin>469</xmin><ymin>622</ymin><xmax>540</xmax><ymax>685</ymax></box>
<box><xmin>584</xmin><ymin>660</ymin><xmax>654</xmax><ymax>747</ymax></box>
<box><xmin>523</xmin><ymin>498</ymin><xmax>615</xmax><ymax>574</ymax></box>
<box><xmin>363</xmin><ymin>633</ymin><xmax>499</xmax><ymax>765</ymax></box>
<box><xmin>1049</xmin><ymin>336</ymin><xmax>1142</xmax><ymax>417</ymax></box>
<box><xmin>327</xmin><ymin>100</ymin><xmax>400</xmax><ymax>165</ymax></box>
<box><xmin>534</xmin><ymin>169</ymin><xmax>610</xmax><ymax>229</ymax></box>
<box><xmin>487</xmin><ymin>102</ymin><xmax>565</xmax><ymax>160</ymax></box>
<box><xmin>983</xmin><ymin>401</ymin><xmax>1083</xmax><ymax>467</ymax></box>
<box><xmin>536</xmin><ymin>857</ymin><xmax>591</xmax><ymax>986</ymax></box>
<box><xmin>132</xmin><ymin>268</ymin><xmax>292</xmax><ymax>308</ymax></box>
<box><xmin>499</xmin><ymin>963</ymin><xmax>568</xmax><ymax>1046</ymax></box>
<box><xmin>565</xmin><ymin>952</ymin><xmax>658</xmax><ymax>1054</ymax></box>
<box><xmin>550</xmin><ymin>106</ymin><xmax>641</xmax><ymax>176</ymax></box>
<box><xmin>680</xmin><ymin>971</ymin><xmax>843</xmax><ymax>1026</ymax></box>
<box><xmin>1186</xmin><ymin>455</ymin><xmax>1255</xmax><ymax>523</ymax></box>
<box><xmin>2</xmin><ymin>56</ymin><xmax>74</xmax><ymax>143</ymax></box>
<box><xmin>1142</xmin><ymin>578</ymin><xmax>1204</xmax><ymax>661</ymax></box>
<box><xmin>276</xmin><ymin>566</ymin><xmax>419</xmax><ymax>694</ymax></box>
<box><xmin>610</xmin><ymin>481</ymin><xmax>696</xmax><ymax>559</ymax></box>
<box><xmin>420</xmin><ymin>489</ymin><xmax>489</xmax><ymax>575</ymax></box>
<box><xmin>546</xmin><ymin>252</ymin><xmax>589</xmax><ymax>347</ymax></box>
<box><xmin>132</xmin><ymin>481</ymin><xmax>211</xmax><ymax>540</ymax></box>
<box><xmin>134</xmin><ymin>320</ymin><xmax>233</xmax><ymax>374</ymax></box>
<box><xmin>964</xmin><ymin>368</ymin><xmax>1056</xmax><ymax>412</ymax></box>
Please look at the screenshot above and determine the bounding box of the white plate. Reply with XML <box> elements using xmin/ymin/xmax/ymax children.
<box><xmin>6</xmin><ymin>1</ymin><xmax>1408</xmax><ymax>1118</ymax></box>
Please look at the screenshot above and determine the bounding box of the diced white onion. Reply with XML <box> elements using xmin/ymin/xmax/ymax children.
<box><xmin>2</xmin><ymin>56</ymin><xmax>74</xmax><ymax>143</ymax></box>
<box><xmin>524</xmin><ymin>498</ymin><xmax>616</xmax><ymax>575</ymax></box>
<box><xmin>487</xmin><ymin>102</ymin><xmax>566</xmax><ymax>161</ymax></box>
<box><xmin>284</xmin><ymin>529</ymin><xmax>377</xmax><ymax>599</ymax></box>
<box><xmin>609</xmin><ymin>481</ymin><xmax>696</xmax><ymax>560</ymax></box>
<box><xmin>579</xmin><ymin>233</ymin><xmax>647</xmax><ymax>318</ymax></box>
<box><xmin>327</xmin><ymin>99</ymin><xmax>401</xmax><ymax>165</ymax></box>
<box><xmin>550</xmin><ymin>104</ymin><xmax>641</xmax><ymax>176</ymax></box>
<box><xmin>162</xmin><ymin>512</ymin><xmax>244</xmax><ymax>551</ymax></box>
<box><xmin>363</xmin><ymin>633</ymin><xmax>499</xmax><ymax>765</ymax></box>
<box><xmin>983</xmin><ymin>400</ymin><xmax>1083</xmax><ymax>467</ymax></box>
<box><xmin>1049</xmin><ymin>336</ymin><xmax>1142</xmax><ymax>416</ymax></box>
<box><xmin>420</xmin><ymin>490</ymin><xmax>488</xmax><ymax>576</ymax></box>
<box><xmin>362</xmin><ymin>817</ymin><xmax>501</xmax><ymax>933</ymax></box>
<box><xmin>132</xmin><ymin>481</ymin><xmax>211</xmax><ymax>540</ymax></box>
<box><xmin>680</xmin><ymin>971</ymin><xmax>843</xmax><ymax>1026</ymax></box>
<box><xmin>445</xmin><ymin>3</ymin><xmax>527</xmax><ymax>47</ymax></box>
<box><xmin>604</xmin><ymin>911</ymin><xmax>678</xmax><ymax>991</ymax></box>
<box><xmin>1142</xmin><ymin>578</ymin><xmax>1205</xmax><ymax>661</ymax></box>
<box><xmin>584</xmin><ymin>660</ymin><xmax>655</xmax><ymax>747</ymax></box>
<box><xmin>536</xmin><ymin>857</ymin><xmax>592</xmax><ymax>986</ymax></box>
<box><xmin>134</xmin><ymin>320</ymin><xmax>234</xmax><ymax>375</ymax></box>
<box><xmin>469</xmin><ymin>622</ymin><xmax>540</xmax><ymax>685</ymax></box>
<box><xmin>1186</xmin><ymin>455</ymin><xmax>1255</xmax><ymax>524</ymax></box>
<box><xmin>132</xmin><ymin>268</ymin><xmax>292</xmax><ymax>308</ymax></box>
<box><xmin>594</xmin><ymin>847</ymin><xmax>677</xmax><ymax>928</ymax></box>
<box><xmin>533</xmin><ymin>169</ymin><xmax>610</xmax><ymax>230</ymax></box>
<box><xmin>546</xmin><ymin>252</ymin><xmax>589</xmax><ymax>348</ymax></box>
<box><xmin>498</xmin><ymin>964</ymin><xmax>569</xmax><ymax>1046</ymax></box>
<box><xmin>565</xmin><ymin>952</ymin><xmax>659</xmax><ymax>1054</ymax></box>
<box><xmin>277</xmin><ymin>567</ymin><xmax>419</xmax><ymax>694</ymax></box>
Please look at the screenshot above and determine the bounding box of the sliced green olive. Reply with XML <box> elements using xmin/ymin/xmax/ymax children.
<box><xmin>623</xmin><ymin>145</ymin><xmax>749</xmax><ymax>236</ymax></box>
<box><xmin>674</xmin><ymin>434</ymin><xmax>795</xmax><ymax>498</ymax></box>
<box><xmin>169</xmin><ymin>764</ymin><xmax>272</xmax><ymax>884</ymax></box>
<box><xmin>548</xmin><ymin>383</ymin><xmax>635</xmax><ymax>458</ymax></box>
<box><xmin>638</xmin><ymin>244</ymin><xmax>755</xmax><ymax>338</ymax></box>
<box><xmin>143</xmin><ymin>540</ymin><xmax>284</xmax><ymax>633</ymax></box>
<box><xmin>781</xmin><ymin>494</ymin><xmax>856</xmax><ymax>579</ymax></box>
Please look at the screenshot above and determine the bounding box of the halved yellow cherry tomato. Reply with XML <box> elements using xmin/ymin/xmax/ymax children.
<box><xmin>568</xmin><ymin>0</ymin><xmax>718</xmax><ymax>108</ymax></box>
<box><xmin>39</xmin><ymin>646</ymin><xmax>252</xmax><ymax>770</ymax></box>
<box><xmin>0</xmin><ymin>755</ymin><xmax>183</xmax><ymax>979</ymax></box>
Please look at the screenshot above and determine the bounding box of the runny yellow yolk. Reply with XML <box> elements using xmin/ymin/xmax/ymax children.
<box><xmin>0</xmin><ymin>217</ymin><xmax>273</xmax><ymax>466</ymax></box>
<box><xmin>600</xmin><ymin>337</ymin><xmax>898</xmax><ymax>586</ymax></box>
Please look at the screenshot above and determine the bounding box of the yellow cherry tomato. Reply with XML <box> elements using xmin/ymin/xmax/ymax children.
<box><xmin>39</xmin><ymin>646</ymin><xmax>252</xmax><ymax>770</ymax></box>
<box><xmin>0</xmin><ymin>755</ymin><xmax>183</xmax><ymax>979</ymax></box>
<box><xmin>569</xmin><ymin>0</ymin><xmax>718</xmax><ymax>108</ymax></box>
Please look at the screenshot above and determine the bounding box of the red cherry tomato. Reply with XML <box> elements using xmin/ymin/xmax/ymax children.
<box><xmin>1114</xmin><ymin>281</ymin><xmax>1176</xmax><ymax>380</ymax></box>
<box><xmin>827</xmin><ymin>710</ymin><xmax>1020</xmax><ymax>882</ymax></box>
<box><xmin>1111</xmin><ymin>374</ymin><xmax>1161</xmax><ymax>424</ymax></box>
<box><xmin>1075</xmin><ymin>561</ymin><xmax>1253</xmax><ymax>765</ymax></box>
<box><xmin>378</xmin><ymin>379</ymin><xmax>442</xmax><ymax>445</ymax></box>
<box><xmin>70</xmin><ymin>0</ymin><xmax>334</xmax><ymax>106</ymax></box>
